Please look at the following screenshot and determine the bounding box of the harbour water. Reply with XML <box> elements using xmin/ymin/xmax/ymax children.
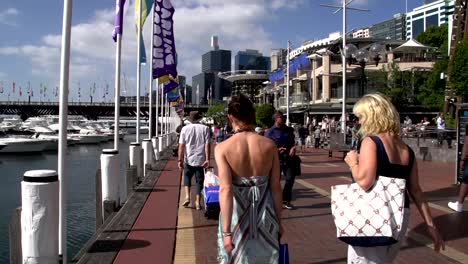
<box><xmin>0</xmin><ymin>135</ymin><xmax>134</xmax><ymax>263</ymax></box>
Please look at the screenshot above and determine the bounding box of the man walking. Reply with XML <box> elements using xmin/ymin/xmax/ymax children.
<box><xmin>178</xmin><ymin>111</ymin><xmax>211</xmax><ymax>210</ymax></box>
<box><xmin>266</xmin><ymin>111</ymin><xmax>297</xmax><ymax>210</ymax></box>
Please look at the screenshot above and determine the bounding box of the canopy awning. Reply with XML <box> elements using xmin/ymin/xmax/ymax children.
<box><xmin>393</xmin><ymin>39</ymin><xmax>432</xmax><ymax>53</ymax></box>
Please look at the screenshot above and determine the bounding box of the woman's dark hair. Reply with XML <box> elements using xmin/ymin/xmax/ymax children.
<box><xmin>227</xmin><ymin>94</ymin><xmax>256</xmax><ymax>127</ymax></box>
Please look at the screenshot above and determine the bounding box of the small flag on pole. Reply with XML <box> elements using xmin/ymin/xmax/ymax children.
<box><xmin>12</xmin><ymin>82</ymin><xmax>15</xmax><ymax>93</ymax></box>
<box><xmin>112</xmin><ymin>0</ymin><xmax>127</xmax><ymax>42</ymax></box>
<box><xmin>0</xmin><ymin>81</ymin><xmax>3</xmax><ymax>94</ymax></box>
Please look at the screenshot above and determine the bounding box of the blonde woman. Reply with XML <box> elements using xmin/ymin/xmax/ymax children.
<box><xmin>344</xmin><ymin>94</ymin><xmax>444</xmax><ymax>263</ymax></box>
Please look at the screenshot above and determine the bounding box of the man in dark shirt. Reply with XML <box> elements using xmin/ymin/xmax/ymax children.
<box><xmin>265</xmin><ymin>111</ymin><xmax>296</xmax><ymax>210</ymax></box>
<box><xmin>298</xmin><ymin>124</ymin><xmax>308</xmax><ymax>153</ymax></box>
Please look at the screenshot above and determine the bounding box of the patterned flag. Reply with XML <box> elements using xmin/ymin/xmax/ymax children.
<box><xmin>163</xmin><ymin>79</ymin><xmax>178</xmax><ymax>94</ymax></box>
<box><xmin>12</xmin><ymin>82</ymin><xmax>15</xmax><ymax>93</ymax></box>
<box><xmin>55</xmin><ymin>86</ymin><xmax>58</xmax><ymax>97</ymax></box>
<box><xmin>135</xmin><ymin>0</ymin><xmax>153</xmax><ymax>64</ymax></box>
<box><xmin>19</xmin><ymin>85</ymin><xmax>22</xmax><ymax>97</ymax></box>
<box><xmin>0</xmin><ymin>81</ymin><xmax>3</xmax><ymax>94</ymax></box>
<box><xmin>112</xmin><ymin>0</ymin><xmax>126</xmax><ymax>42</ymax></box>
<box><xmin>152</xmin><ymin>0</ymin><xmax>177</xmax><ymax>81</ymax></box>
<box><xmin>167</xmin><ymin>87</ymin><xmax>179</xmax><ymax>102</ymax></box>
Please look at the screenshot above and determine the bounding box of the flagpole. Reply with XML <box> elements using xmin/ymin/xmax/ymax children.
<box><xmin>114</xmin><ymin>28</ymin><xmax>122</xmax><ymax>149</ymax></box>
<box><xmin>136</xmin><ymin>0</ymin><xmax>142</xmax><ymax>143</ymax></box>
<box><xmin>166</xmin><ymin>93</ymin><xmax>169</xmax><ymax>135</ymax></box>
<box><xmin>58</xmin><ymin>0</ymin><xmax>72</xmax><ymax>262</ymax></box>
<box><xmin>161</xmin><ymin>85</ymin><xmax>165</xmax><ymax>136</ymax></box>
<box><xmin>148</xmin><ymin>3</ymin><xmax>155</xmax><ymax>139</ymax></box>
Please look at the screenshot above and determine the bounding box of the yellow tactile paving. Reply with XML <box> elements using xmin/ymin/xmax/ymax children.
<box><xmin>173</xmin><ymin>179</ymin><xmax>197</xmax><ymax>263</ymax></box>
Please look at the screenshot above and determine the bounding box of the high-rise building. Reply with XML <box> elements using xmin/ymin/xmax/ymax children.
<box><xmin>270</xmin><ymin>49</ymin><xmax>288</xmax><ymax>71</ymax></box>
<box><xmin>201</xmin><ymin>50</ymin><xmax>231</xmax><ymax>73</ymax></box>
<box><xmin>191</xmin><ymin>73</ymin><xmax>213</xmax><ymax>105</ymax></box>
<box><xmin>234</xmin><ymin>49</ymin><xmax>271</xmax><ymax>71</ymax></box>
<box><xmin>370</xmin><ymin>13</ymin><xmax>406</xmax><ymax>40</ymax></box>
<box><xmin>406</xmin><ymin>0</ymin><xmax>455</xmax><ymax>40</ymax></box>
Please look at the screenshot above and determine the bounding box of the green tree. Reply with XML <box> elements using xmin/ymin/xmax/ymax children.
<box><xmin>206</xmin><ymin>103</ymin><xmax>227</xmax><ymax>125</ymax></box>
<box><xmin>416</xmin><ymin>25</ymin><xmax>448</xmax><ymax>54</ymax></box>
<box><xmin>449</xmin><ymin>38</ymin><xmax>468</xmax><ymax>96</ymax></box>
<box><xmin>255</xmin><ymin>104</ymin><xmax>275</xmax><ymax>128</ymax></box>
<box><xmin>417</xmin><ymin>59</ymin><xmax>447</xmax><ymax>110</ymax></box>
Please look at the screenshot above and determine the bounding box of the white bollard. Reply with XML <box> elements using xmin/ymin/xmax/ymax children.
<box><xmin>129</xmin><ymin>142</ymin><xmax>143</xmax><ymax>182</ymax></box>
<box><xmin>21</xmin><ymin>170</ymin><xmax>59</xmax><ymax>264</ymax></box>
<box><xmin>142</xmin><ymin>139</ymin><xmax>154</xmax><ymax>176</ymax></box>
<box><xmin>100</xmin><ymin>149</ymin><xmax>120</xmax><ymax>209</ymax></box>
<box><xmin>158</xmin><ymin>136</ymin><xmax>164</xmax><ymax>152</ymax></box>
<box><xmin>152</xmin><ymin>137</ymin><xmax>159</xmax><ymax>161</ymax></box>
<box><xmin>166</xmin><ymin>133</ymin><xmax>170</xmax><ymax>148</ymax></box>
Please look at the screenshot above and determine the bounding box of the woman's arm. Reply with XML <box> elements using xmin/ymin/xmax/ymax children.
<box><xmin>215</xmin><ymin>145</ymin><xmax>233</xmax><ymax>233</ymax></box>
<box><xmin>347</xmin><ymin>137</ymin><xmax>378</xmax><ymax>191</ymax></box>
<box><xmin>269</xmin><ymin>148</ymin><xmax>283</xmax><ymax>225</ymax></box>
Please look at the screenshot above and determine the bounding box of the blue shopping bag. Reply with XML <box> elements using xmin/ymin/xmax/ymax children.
<box><xmin>279</xmin><ymin>243</ymin><xmax>289</xmax><ymax>264</ymax></box>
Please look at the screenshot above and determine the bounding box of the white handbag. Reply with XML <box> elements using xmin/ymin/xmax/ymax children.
<box><xmin>331</xmin><ymin>176</ymin><xmax>406</xmax><ymax>247</ymax></box>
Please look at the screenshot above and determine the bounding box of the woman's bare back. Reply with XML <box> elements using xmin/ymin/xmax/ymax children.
<box><xmin>215</xmin><ymin>132</ymin><xmax>277</xmax><ymax>177</ymax></box>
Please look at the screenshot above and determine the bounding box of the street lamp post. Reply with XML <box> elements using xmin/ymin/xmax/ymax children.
<box><xmin>345</xmin><ymin>43</ymin><xmax>386</xmax><ymax>97</ymax></box>
<box><xmin>320</xmin><ymin>0</ymin><xmax>369</xmax><ymax>143</ymax></box>
<box><xmin>286</xmin><ymin>40</ymin><xmax>291</xmax><ymax>126</ymax></box>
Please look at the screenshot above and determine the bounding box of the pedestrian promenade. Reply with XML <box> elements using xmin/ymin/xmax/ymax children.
<box><xmin>107</xmin><ymin>149</ymin><xmax>468</xmax><ymax>263</ymax></box>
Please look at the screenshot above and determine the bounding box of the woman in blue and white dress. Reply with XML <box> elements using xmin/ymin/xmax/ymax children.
<box><xmin>215</xmin><ymin>94</ymin><xmax>284</xmax><ymax>264</ymax></box>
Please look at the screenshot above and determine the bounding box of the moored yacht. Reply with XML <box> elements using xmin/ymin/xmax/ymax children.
<box><xmin>0</xmin><ymin>138</ymin><xmax>49</xmax><ymax>153</ymax></box>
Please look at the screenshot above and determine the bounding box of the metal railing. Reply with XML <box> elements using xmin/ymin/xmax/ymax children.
<box><xmin>401</xmin><ymin>126</ymin><xmax>456</xmax><ymax>148</ymax></box>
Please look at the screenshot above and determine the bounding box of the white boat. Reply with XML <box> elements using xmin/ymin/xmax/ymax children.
<box><xmin>0</xmin><ymin>143</ymin><xmax>6</xmax><ymax>151</ymax></box>
<box><xmin>48</xmin><ymin>124</ymin><xmax>103</xmax><ymax>145</ymax></box>
<box><xmin>0</xmin><ymin>138</ymin><xmax>49</xmax><ymax>153</ymax></box>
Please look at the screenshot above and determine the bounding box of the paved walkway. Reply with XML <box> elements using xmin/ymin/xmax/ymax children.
<box><xmin>108</xmin><ymin>148</ymin><xmax>468</xmax><ymax>263</ymax></box>
<box><xmin>171</xmin><ymin>148</ymin><xmax>468</xmax><ymax>263</ymax></box>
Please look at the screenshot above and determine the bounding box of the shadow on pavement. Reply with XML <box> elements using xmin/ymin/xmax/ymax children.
<box><xmin>406</xmin><ymin>211</ymin><xmax>468</xmax><ymax>248</ymax></box>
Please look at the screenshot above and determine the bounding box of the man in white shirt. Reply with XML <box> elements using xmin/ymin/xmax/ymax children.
<box><xmin>178</xmin><ymin>111</ymin><xmax>211</xmax><ymax>210</ymax></box>
<box><xmin>436</xmin><ymin>113</ymin><xmax>446</xmax><ymax>146</ymax></box>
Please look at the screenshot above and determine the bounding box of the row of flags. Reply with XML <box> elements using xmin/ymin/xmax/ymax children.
<box><xmin>112</xmin><ymin>0</ymin><xmax>183</xmax><ymax>115</ymax></box>
<box><xmin>0</xmin><ymin>81</ymin><xmax>59</xmax><ymax>97</ymax></box>
<box><xmin>0</xmin><ymin>80</ymin><xmax>112</xmax><ymax>101</ymax></box>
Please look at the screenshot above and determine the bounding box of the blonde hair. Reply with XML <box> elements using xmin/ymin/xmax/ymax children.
<box><xmin>353</xmin><ymin>93</ymin><xmax>400</xmax><ymax>137</ymax></box>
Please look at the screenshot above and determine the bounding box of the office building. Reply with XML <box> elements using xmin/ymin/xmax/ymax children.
<box><xmin>191</xmin><ymin>73</ymin><xmax>213</xmax><ymax>105</ymax></box>
<box><xmin>406</xmin><ymin>0</ymin><xmax>455</xmax><ymax>39</ymax></box>
<box><xmin>234</xmin><ymin>49</ymin><xmax>271</xmax><ymax>71</ymax></box>
<box><xmin>370</xmin><ymin>13</ymin><xmax>406</xmax><ymax>40</ymax></box>
<box><xmin>352</xmin><ymin>28</ymin><xmax>370</xmax><ymax>38</ymax></box>
<box><xmin>201</xmin><ymin>49</ymin><xmax>231</xmax><ymax>73</ymax></box>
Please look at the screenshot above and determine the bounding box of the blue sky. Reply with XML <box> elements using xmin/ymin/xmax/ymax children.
<box><xmin>0</xmin><ymin>0</ymin><xmax>422</xmax><ymax>103</ymax></box>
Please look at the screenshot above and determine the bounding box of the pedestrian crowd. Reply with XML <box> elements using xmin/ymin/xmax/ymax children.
<box><xmin>175</xmin><ymin>93</ymin><xmax>466</xmax><ymax>263</ymax></box>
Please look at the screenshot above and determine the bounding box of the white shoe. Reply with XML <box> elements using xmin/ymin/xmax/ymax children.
<box><xmin>448</xmin><ymin>201</ymin><xmax>463</xmax><ymax>212</ymax></box>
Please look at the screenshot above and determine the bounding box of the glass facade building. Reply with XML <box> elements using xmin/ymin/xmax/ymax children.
<box><xmin>201</xmin><ymin>50</ymin><xmax>231</xmax><ymax>73</ymax></box>
<box><xmin>370</xmin><ymin>13</ymin><xmax>406</xmax><ymax>40</ymax></box>
<box><xmin>406</xmin><ymin>0</ymin><xmax>455</xmax><ymax>40</ymax></box>
<box><xmin>234</xmin><ymin>50</ymin><xmax>270</xmax><ymax>71</ymax></box>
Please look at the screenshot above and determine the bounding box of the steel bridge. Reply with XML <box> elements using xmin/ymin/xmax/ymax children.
<box><xmin>0</xmin><ymin>101</ymin><xmax>210</xmax><ymax>120</ymax></box>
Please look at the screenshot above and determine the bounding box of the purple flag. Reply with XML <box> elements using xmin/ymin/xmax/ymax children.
<box><xmin>152</xmin><ymin>0</ymin><xmax>178</xmax><ymax>80</ymax></box>
<box><xmin>112</xmin><ymin>0</ymin><xmax>126</xmax><ymax>42</ymax></box>
<box><xmin>163</xmin><ymin>79</ymin><xmax>178</xmax><ymax>93</ymax></box>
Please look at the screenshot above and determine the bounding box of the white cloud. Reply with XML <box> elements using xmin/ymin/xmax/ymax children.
<box><xmin>0</xmin><ymin>8</ymin><xmax>19</xmax><ymax>26</ymax></box>
<box><xmin>0</xmin><ymin>0</ymin><xmax>307</xmax><ymax>98</ymax></box>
